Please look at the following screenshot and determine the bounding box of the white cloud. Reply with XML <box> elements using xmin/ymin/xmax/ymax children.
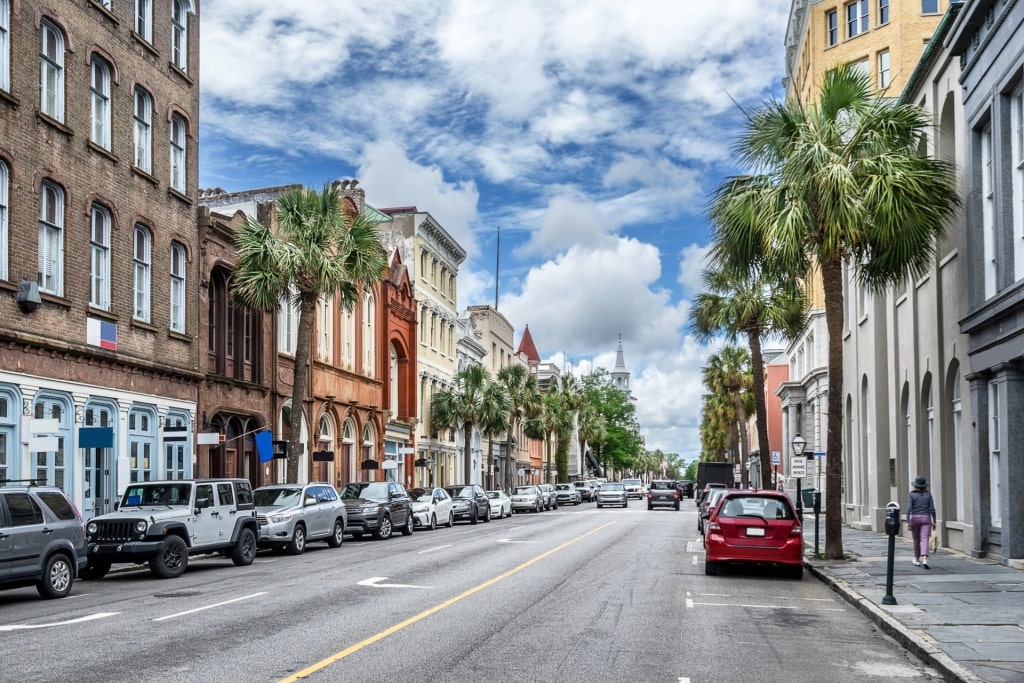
<box><xmin>517</xmin><ymin>195</ymin><xmax>619</xmax><ymax>258</ymax></box>
<box><xmin>677</xmin><ymin>243</ymin><xmax>711</xmax><ymax>296</ymax></box>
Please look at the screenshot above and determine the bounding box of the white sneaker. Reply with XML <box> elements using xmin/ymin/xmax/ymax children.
<box><xmin>912</xmin><ymin>560</ymin><xmax>921</xmax><ymax>566</ymax></box>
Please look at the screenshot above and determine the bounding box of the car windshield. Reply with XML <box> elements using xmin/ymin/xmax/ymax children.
<box><xmin>121</xmin><ymin>483</ymin><xmax>192</xmax><ymax>507</ymax></box>
<box><xmin>446</xmin><ymin>486</ymin><xmax>475</xmax><ymax>499</ymax></box>
<box><xmin>514</xmin><ymin>486</ymin><xmax>538</xmax><ymax>495</ymax></box>
<box><xmin>556</xmin><ymin>484</ymin><xmax>572</xmax><ymax>491</ymax></box>
<box><xmin>253</xmin><ymin>487</ymin><xmax>302</xmax><ymax>507</ymax></box>
<box><xmin>485</xmin><ymin>491</ymin><xmax>501</xmax><ymax>499</ymax></box>
<box><xmin>602</xmin><ymin>483</ymin><xmax>625</xmax><ymax>491</ymax></box>
<box><xmin>719</xmin><ymin>495</ymin><xmax>794</xmax><ymax>520</ymax></box>
<box><xmin>341</xmin><ymin>482</ymin><xmax>389</xmax><ymax>501</ymax></box>
<box><xmin>651</xmin><ymin>481</ymin><xmax>674</xmax><ymax>490</ymax></box>
<box><xmin>622</xmin><ymin>479</ymin><xmax>641</xmax><ymax>486</ymax></box>
<box><xmin>408</xmin><ymin>489</ymin><xmax>434</xmax><ymax>503</ymax></box>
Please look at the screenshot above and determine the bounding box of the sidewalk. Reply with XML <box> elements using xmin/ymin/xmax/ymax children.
<box><xmin>803</xmin><ymin>516</ymin><xmax>1024</xmax><ymax>683</ymax></box>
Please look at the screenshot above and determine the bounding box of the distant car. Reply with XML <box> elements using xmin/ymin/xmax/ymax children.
<box><xmin>485</xmin><ymin>490</ymin><xmax>512</xmax><ymax>519</ymax></box>
<box><xmin>697</xmin><ymin>482</ymin><xmax>727</xmax><ymax>507</ymax></box>
<box><xmin>408</xmin><ymin>487</ymin><xmax>454</xmax><ymax>530</ymax></box>
<box><xmin>1</xmin><ymin>481</ymin><xmax>87</xmax><ymax>599</ymax></box>
<box><xmin>621</xmin><ymin>478</ymin><xmax>644</xmax><ymax>499</ymax></box>
<box><xmin>253</xmin><ymin>483</ymin><xmax>347</xmax><ymax>554</ymax></box>
<box><xmin>511</xmin><ymin>485</ymin><xmax>543</xmax><ymax>513</ymax></box>
<box><xmin>573</xmin><ymin>480</ymin><xmax>598</xmax><ymax>502</ymax></box>
<box><xmin>647</xmin><ymin>480</ymin><xmax>681</xmax><ymax>510</ymax></box>
<box><xmin>537</xmin><ymin>483</ymin><xmax>558</xmax><ymax>510</ymax></box>
<box><xmin>554</xmin><ymin>483</ymin><xmax>581</xmax><ymax>506</ymax></box>
<box><xmin>699</xmin><ymin>488</ymin><xmax>730</xmax><ymax>536</ymax></box>
<box><xmin>596</xmin><ymin>482</ymin><xmax>628</xmax><ymax>508</ymax></box>
<box><xmin>340</xmin><ymin>481</ymin><xmax>414</xmax><ymax>540</ymax></box>
<box><xmin>677</xmin><ymin>480</ymin><xmax>696</xmax><ymax>499</ymax></box>
<box><xmin>704</xmin><ymin>490</ymin><xmax>804</xmax><ymax>579</ymax></box>
<box><xmin>444</xmin><ymin>484</ymin><xmax>491</xmax><ymax>524</ymax></box>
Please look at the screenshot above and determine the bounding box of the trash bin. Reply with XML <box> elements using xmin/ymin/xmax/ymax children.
<box><xmin>802</xmin><ymin>488</ymin><xmax>817</xmax><ymax>510</ymax></box>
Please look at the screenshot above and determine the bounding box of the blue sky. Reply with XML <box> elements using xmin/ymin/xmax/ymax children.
<box><xmin>199</xmin><ymin>1</ymin><xmax>791</xmax><ymax>463</ymax></box>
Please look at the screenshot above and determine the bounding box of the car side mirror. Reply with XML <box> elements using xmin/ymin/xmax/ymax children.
<box><xmin>701</xmin><ymin>511</ymin><xmax>709</xmax><ymax>519</ymax></box>
<box><xmin>195</xmin><ymin>497</ymin><xmax>211</xmax><ymax>511</ymax></box>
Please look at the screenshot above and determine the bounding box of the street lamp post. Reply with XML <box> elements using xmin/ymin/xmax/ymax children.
<box><xmin>791</xmin><ymin>433</ymin><xmax>807</xmax><ymax>520</ymax></box>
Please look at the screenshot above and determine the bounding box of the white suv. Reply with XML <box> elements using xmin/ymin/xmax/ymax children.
<box><xmin>83</xmin><ymin>479</ymin><xmax>259</xmax><ymax>580</ymax></box>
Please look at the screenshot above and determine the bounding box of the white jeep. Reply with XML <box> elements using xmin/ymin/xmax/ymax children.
<box><xmin>82</xmin><ymin>479</ymin><xmax>259</xmax><ymax>579</ymax></box>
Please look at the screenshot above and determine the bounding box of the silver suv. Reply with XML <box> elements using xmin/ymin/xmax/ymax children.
<box><xmin>0</xmin><ymin>481</ymin><xmax>87</xmax><ymax>599</ymax></box>
<box><xmin>253</xmin><ymin>483</ymin><xmax>347</xmax><ymax>554</ymax></box>
<box><xmin>83</xmin><ymin>479</ymin><xmax>259</xmax><ymax>580</ymax></box>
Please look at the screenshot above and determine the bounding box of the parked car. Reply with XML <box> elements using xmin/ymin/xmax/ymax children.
<box><xmin>596</xmin><ymin>481</ymin><xmax>628</xmax><ymax>508</ymax></box>
<box><xmin>408</xmin><ymin>487</ymin><xmax>454</xmax><ymax>529</ymax></box>
<box><xmin>83</xmin><ymin>479</ymin><xmax>259</xmax><ymax>580</ymax></box>
<box><xmin>444</xmin><ymin>484</ymin><xmax>491</xmax><ymax>524</ymax></box>
<box><xmin>699</xmin><ymin>487</ymin><xmax>730</xmax><ymax>536</ymax></box>
<box><xmin>647</xmin><ymin>480</ymin><xmax>681</xmax><ymax>510</ymax></box>
<box><xmin>253</xmin><ymin>483</ymin><xmax>347</xmax><ymax>554</ymax></box>
<box><xmin>621</xmin><ymin>478</ymin><xmax>644</xmax><ymax>499</ymax></box>
<box><xmin>537</xmin><ymin>483</ymin><xmax>558</xmax><ymax>510</ymax></box>
<box><xmin>677</xmin><ymin>480</ymin><xmax>696</xmax><ymax>499</ymax></box>
<box><xmin>511</xmin><ymin>485</ymin><xmax>543</xmax><ymax>513</ymax></box>
<box><xmin>340</xmin><ymin>481</ymin><xmax>414</xmax><ymax>540</ymax></box>
<box><xmin>485</xmin><ymin>490</ymin><xmax>512</xmax><ymax>519</ymax></box>
<box><xmin>704</xmin><ymin>490</ymin><xmax>804</xmax><ymax>579</ymax></box>
<box><xmin>1</xmin><ymin>481</ymin><xmax>87</xmax><ymax>599</ymax></box>
<box><xmin>554</xmin><ymin>483</ymin><xmax>582</xmax><ymax>506</ymax></box>
<box><xmin>573</xmin><ymin>480</ymin><xmax>598</xmax><ymax>502</ymax></box>
<box><xmin>697</xmin><ymin>482</ymin><xmax>727</xmax><ymax>507</ymax></box>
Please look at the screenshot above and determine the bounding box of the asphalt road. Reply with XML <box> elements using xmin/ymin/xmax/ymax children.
<box><xmin>0</xmin><ymin>499</ymin><xmax>943</xmax><ymax>682</ymax></box>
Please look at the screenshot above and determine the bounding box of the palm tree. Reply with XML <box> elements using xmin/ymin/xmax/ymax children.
<box><xmin>691</xmin><ymin>263</ymin><xmax>807</xmax><ymax>488</ymax></box>
<box><xmin>232</xmin><ymin>183</ymin><xmax>387</xmax><ymax>483</ymax></box>
<box><xmin>525</xmin><ymin>391</ymin><xmax>572</xmax><ymax>485</ymax></box>
<box><xmin>703</xmin><ymin>348</ymin><xmax>754</xmax><ymax>485</ymax></box>
<box><xmin>709</xmin><ymin>62</ymin><xmax>960</xmax><ymax>558</ymax></box>
<box><xmin>430</xmin><ymin>365</ymin><xmax>508</xmax><ymax>483</ymax></box>
<box><xmin>496</xmin><ymin>365</ymin><xmax>541</xmax><ymax>492</ymax></box>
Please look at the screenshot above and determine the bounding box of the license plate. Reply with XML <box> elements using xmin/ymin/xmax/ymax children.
<box><xmin>746</xmin><ymin>527</ymin><xmax>766</xmax><ymax>537</ymax></box>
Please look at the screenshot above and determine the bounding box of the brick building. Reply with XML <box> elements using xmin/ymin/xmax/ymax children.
<box><xmin>0</xmin><ymin>0</ymin><xmax>201</xmax><ymax>518</ymax></box>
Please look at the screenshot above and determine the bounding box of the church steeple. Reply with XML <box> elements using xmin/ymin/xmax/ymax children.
<box><xmin>611</xmin><ymin>333</ymin><xmax>630</xmax><ymax>393</ymax></box>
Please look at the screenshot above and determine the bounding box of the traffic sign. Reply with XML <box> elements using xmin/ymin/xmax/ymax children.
<box><xmin>790</xmin><ymin>456</ymin><xmax>807</xmax><ymax>478</ymax></box>
<box><xmin>771</xmin><ymin>451</ymin><xmax>780</xmax><ymax>465</ymax></box>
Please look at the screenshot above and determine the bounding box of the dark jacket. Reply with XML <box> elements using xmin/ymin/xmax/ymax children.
<box><xmin>906</xmin><ymin>490</ymin><xmax>936</xmax><ymax>521</ymax></box>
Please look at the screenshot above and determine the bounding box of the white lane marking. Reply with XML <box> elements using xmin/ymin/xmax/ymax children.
<box><xmin>356</xmin><ymin>576</ymin><xmax>427</xmax><ymax>589</ymax></box>
<box><xmin>678</xmin><ymin>678</ymin><xmax>692</xmax><ymax>683</ymax></box>
<box><xmin>693</xmin><ymin>602</ymin><xmax>799</xmax><ymax>609</ymax></box>
<box><xmin>692</xmin><ymin>555</ymin><xmax>698</xmax><ymax>565</ymax></box>
<box><xmin>685</xmin><ymin>591</ymin><xmax>694</xmax><ymax>609</ymax></box>
<box><xmin>418</xmin><ymin>544</ymin><xmax>452</xmax><ymax>554</ymax></box>
<box><xmin>0</xmin><ymin>612</ymin><xmax>120</xmax><ymax>631</ymax></box>
<box><xmin>497</xmin><ymin>538</ymin><xmax>533</xmax><ymax>544</ymax></box>
<box><xmin>152</xmin><ymin>592</ymin><xmax>268</xmax><ymax>622</ymax></box>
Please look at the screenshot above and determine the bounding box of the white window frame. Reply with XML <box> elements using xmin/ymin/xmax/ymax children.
<box><xmin>90</xmin><ymin>56</ymin><xmax>112</xmax><ymax>150</ymax></box>
<box><xmin>1012</xmin><ymin>84</ymin><xmax>1024</xmax><ymax>282</ymax></box>
<box><xmin>877</xmin><ymin>49</ymin><xmax>890</xmax><ymax>90</ymax></box>
<box><xmin>90</xmin><ymin>204</ymin><xmax>111</xmax><ymax>310</ymax></box>
<box><xmin>363</xmin><ymin>290</ymin><xmax>375</xmax><ymax>377</ymax></box>
<box><xmin>0</xmin><ymin>160</ymin><xmax>7</xmax><ymax>282</ymax></box>
<box><xmin>342</xmin><ymin>306</ymin><xmax>356</xmax><ymax>366</ymax></box>
<box><xmin>40</xmin><ymin>19</ymin><xmax>64</xmax><ymax>121</ymax></box>
<box><xmin>169</xmin><ymin>242</ymin><xmax>185</xmax><ymax>332</ymax></box>
<box><xmin>171</xmin><ymin>0</ymin><xmax>188</xmax><ymax>72</ymax></box>
<box><xmin>134</xmin><ymin>88</ymin><xmax>152</xmax><ymax>173</ymax></box>
<box><xmin>38</xmin><ymin>181</ymin><xmax>64</xmax><ymax>296</ymax></box>
<box><xmin>982</xmin><ymin>124</ymin><xmax>996</xmax><ymax>298</ymax></box>
<box><xmin>1</xmin><ymin>0</ymin><xmax>10</xmax><ymax>92</ymax></box>
<box><xmin>128</xmin><ymin>408</ymin><xmax>155</xmax><ymax>482</ymax></box>
<box><xmin>133</xmin><ymin>224</ymin><xmax>151</xmax><ymax>322</ymax></box>
<box><xmin>846</xmin><ymin>0</ymin><xmax>867</xmax><ymax>38</ymax></box>
<box><xmin>988</xmin><ymin>380</ymin><xmax>1001</xmax><ymax>527</ymax></box>
<box><xmin>317</xmin><ymin>293</ymin><xmax>334</xmax><ymax>361</ymax></box>
<box><xmin>952</xmin><ymin>371</ymin><xmax>964</xmax><ymax>521</ymax></box>
<box><xmin>170</xmin><ymin>114</ymin><xmax>186</xmax><ymax>192</ymax></box>
<box><xmin>135</xmin><ymin>0</ymin><xmax>152</xmax><ymax>43</ymax></box>
<box><xmin>278</xmin><ymin>286</ymin><xmax>299</xmax><ymax>356</ymax></box>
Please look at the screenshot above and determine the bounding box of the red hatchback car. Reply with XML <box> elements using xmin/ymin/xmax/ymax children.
<box><xmin>704</xmin><ymin>490</ymin><xmax>804</xmax><ymax>579</ymax></box>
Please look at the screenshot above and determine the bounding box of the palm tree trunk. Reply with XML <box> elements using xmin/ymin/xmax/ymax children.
<box><xmin>464</xmin><ymin>423</ymin><xmax>474</xmax><ymax>483</ymax></box>
<box><xmin>822</xmin><ymin>257</ymin><xmax>846</xmax><ymax>559</ymax></box>
<box><xmin>747</xmin><ymin>330</ymin><xmax>772</xmax><ymax>489</ymax></box>
<box><xmin>505</xmin><ymin>423</ymin><xmax>516</xmax><ymax>493</ymax></box>
<box><xmin>287</xmin><ymin>294</ymin><xmax>317</xmax><ymax>484</ymax></box>
<box><xmin>732</xmin><ymin>396</ymin><xmax>747</xmax><ymax>487</ymax></box>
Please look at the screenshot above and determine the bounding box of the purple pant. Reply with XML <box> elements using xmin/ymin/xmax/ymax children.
<box><xmin>909</xmin><ymin>514</ymin><xmax>933</xmax><ymax>558</ymax></box>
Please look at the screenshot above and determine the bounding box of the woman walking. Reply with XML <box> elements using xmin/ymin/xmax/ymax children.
<box><xmin>907</xmin><ymin>476</ymin><xmax>937</xmax><ymax>568</ymax></box>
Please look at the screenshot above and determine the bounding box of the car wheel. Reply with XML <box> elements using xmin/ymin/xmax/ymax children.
<box><xmin>623</xmin><ymin>500</ymin><xmax>628</xmax><ymax>508</ymax></box>
<box><xmin>648</xmin><ymin>504</ymin><xmax>653</xmax><ymax>510</ymax></box>
<box><xmin>446</xmin><ymin>512</ymin><xmax>454</xmax><ymax>527</ymax></box>
<box><xmin>787</xmin><ymin>564</ymin><xmax>804</xmax><ymax>580</ymax></box>
<box><xmin>37</xmin><ymin>553</ymin><xmax>74</xmax><ymax>599</ymax></box>
<box><xmin>231</xmin><ymin>528</ymin><xmax>258</xmax><ymax>566</ymax></box>
<box><xmin>704</xmin><ymin>560</ymin><xmax>720</xmax><ymax>576</ymax></box>
<box><xmin>429</xmin><ymin>513</ymin><xmax>437</xmax><ymax>531</ymax></box>
<box><xmin>483</xmin><ymin>506</ymin><xmax>491</xmax><ymax>523</ymax></box>
<box><xmin>150</xmin><ymin>536</ymin><xmax>189</xmax><ymax>578</ymax></box>
<box><xmin>373</xmin><ymin>516</ymin><xmax>393</xmax><ymax>540</ymax></box>
<box><xmin>286</xmin><ymin>524</ymin><xmax>306</xmax><ymax>555</ymax></box>
<box><xmin>674</xmin><ymin>503</ymin><xmax>681</xmax><ymax>511</ymax></box>
<box><xmin>79</xmin><ymin>559</ymin><xmax>111</xmax><ymax>581</ymax></box>
<box><xmin>401</xmin><ymin>512</ymin><xmax>414</xmax><ymax>536</ymax></box>
<box><xmin>327</xmin><ymin>519</ymin><xmax>345</xmax><ymax>548</ymax></box>
<box><xmin>470</xmin><ymin>508</ymin><xmax>479</xmax><ymax>525</ymax></box>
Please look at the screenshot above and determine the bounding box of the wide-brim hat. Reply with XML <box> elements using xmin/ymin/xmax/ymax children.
<box><xmin>913</xmin><ymin>476</ymin><xmax>928</xmax><ymax>488</ymax></box>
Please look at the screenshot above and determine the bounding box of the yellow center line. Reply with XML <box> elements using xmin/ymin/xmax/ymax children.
<box><xmin>278</xmin><ymin>521</ymin><xmax>615</xmax><ymax>682</ymax></box>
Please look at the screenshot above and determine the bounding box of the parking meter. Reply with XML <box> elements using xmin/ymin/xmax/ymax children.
<box><xmin>884</xmin><ymin>501</ymin><xmax>901</xmax><ymax>536</ymax></box>
<box><xmin>812</xmin><ymin>490</ymin><xmax>821</xmax><ymax>514</ymax></box>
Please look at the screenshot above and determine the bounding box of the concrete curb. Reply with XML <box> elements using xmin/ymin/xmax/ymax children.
<box><xmin>805</xmin><ymin>561</ymin><xmax>985</xmax><ymax>683</ymax></box>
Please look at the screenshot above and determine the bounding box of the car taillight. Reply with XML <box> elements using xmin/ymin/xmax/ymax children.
<box><xmin>790</xmin><ymin>525</ymin><xmax>803</xmax><ymax>536</ymax></box>
<box><xmin>673</xmin><ymin>492</ymin><xmax>679</xmax><ymax>499</ymax></box>
<box><xmin>708</xmin><ymin>521</ymin><xmax>720</xmax><ymax>532</ymax></box>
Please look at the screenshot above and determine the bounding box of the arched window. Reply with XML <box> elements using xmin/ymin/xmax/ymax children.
<box><xmin>363</xmin><ymin>291</ymin><xmax>375</xmax><ymax>377</ymax></box>
<box><xmin>133</xmin><ymin>224</ymin><xmax>151</xmax><ymax>322</ymax></box>
<box><xmin>169</xmin><ymin>114</ymin><xmax>187</xmax><ymax>192</ymax></box>
<box><xmin>317</xmin><ymin>293</ymin><xmax>334</xmax><ymax>362</ymax></box>
<box><xmin>341</xmin><ymin>419</ymin><xmax>356</xmax><ymax>485</ymax></box>
<box><xmin>362</xmin><ymin>423</ymin><xmax>376</xmax><ymax>475</ymax></box>
<box><xmin>169</xmin><ymin>242</ymin><xmax>185</xmax><ymax>332</ymax></box>
<box><xmin>278</xmin><ymin>284</ymin><xmax>298</xmax><ymax>355</ymax></box>
<box><xmin>38</xmin><ymin>181</ymin><xmax>64</xmax><ymax>296</ymax></box>
<box><xmin>164</xmin><ymin>410</ymin><xmax>191</xmax><ymax>480</ymax></box>
<box><xmin>390</xmin><ymin>343</ymin><xmax>399</xmax><ymax>415</ymax></box>
<box><xmin>1</xmin><ymin>0</ymin><xmax>10</xmax><ymax>92</ymax></box>
<box><xmin>171</xmin><ymin>0</ymin><xmax>189</xmax><ymax>71</ymax></box>
<box><xmin>33</xmin><ymin>394</ymin><xmax>71</xmax><ymax>491</ymax></box>
<box><xmin>90</xmin><ymin>56</ymin><xmax>111</xmax><ymax>149</ymax></box>
<box><xmin>133</xmin><ymin>87</ymin><xmax>152</xmax><ymax>172</ymax></box>
<box><xmin>128</xmin><ymin>406</ymin><xmax>157</xmax><ymax>482</ymax></box>
<box><xmin>40</xmin><ymin>19</ymin><xmax>64</xmax><ymax>121</ymax></box>
<box><xmin>0</xmin><ymin>160</ymin><xmax>7</xmax><ymax>281</ymax></box>
<box><xmin>342</xmin><ymin>305</ymin><xmax>355</xmax><ymax>366</ymax></box>
<box><xmin>0</xmin><ymin>387</ymin><xmax>20</xmax><ymax>482</ymax></box>
<box><xmin>90</xmin><ymin>204</ymin><xmax>111</xmax><ymax>310</ymax></box>
<box><xmin>135</xmin><ymin>0</ymin><xmax>152</xmax><ymax>42</ymax></box>
<box><xmin>950</xmin><ymin>364</ymin><xmax>964</xmax><ymax>521</ymax></box>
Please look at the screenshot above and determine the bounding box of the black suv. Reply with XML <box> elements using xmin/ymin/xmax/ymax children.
<box><xmin>444</xmin><ymin>484</ymin><xmax>491</xmax><ymax>524</ymax></box>
<box><xmin>1</xmin><ymin>480</ymin><xmax>87</xmax><ymax>598</ymax></box>
<box><xmin>677</xmin><ymin>480</ymin><xmax>695</xmax><ymax>499</ymax></box>
<box><xmin>340</xmin><ymin>481</ymin><xmax>414</xmax><ymax>540</ymax></box>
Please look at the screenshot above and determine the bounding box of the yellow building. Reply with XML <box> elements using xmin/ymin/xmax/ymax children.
<box><xmin>784</xmin><ymin>0</ymin><xmax>948</xmax><ymax>103</ymax></box>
